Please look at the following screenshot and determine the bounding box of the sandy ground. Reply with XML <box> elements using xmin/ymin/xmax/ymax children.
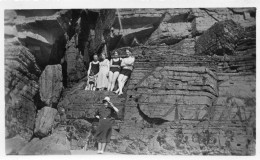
<box><xmin>70</xmin><ymin>149</ymin><xmax>122</xmax><ymax>155</ymax></box>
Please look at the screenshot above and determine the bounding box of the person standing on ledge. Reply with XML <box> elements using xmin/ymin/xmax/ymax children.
<box><xmin>96</xmin><ymin>53</ymin><xmax>110</xmax><ymax>91</ymax></box>
<box><xmin>86</xmin><ymin>54</ymin><xmax>99</xmax><ymax>91</ymax></box>
<box><xmin>94</xmin><ymin>97</ymin><xmax>119</xmax><ymax>154</ymax></box>
<box><xmin>107</xmin><ymin>51</ymin><xmax>122</xmax><ymax>92</ymax></box>
<box><xmin>114</xmin><ymin>49</ymin><xmax>135</xmax><ymax>95</ymax></box>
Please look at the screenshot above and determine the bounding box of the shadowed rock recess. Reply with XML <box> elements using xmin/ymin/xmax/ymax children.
<box><xmin>5</xmin><ymin>8</ymin><xmax>256</xmax><ymax>155</ymax></box>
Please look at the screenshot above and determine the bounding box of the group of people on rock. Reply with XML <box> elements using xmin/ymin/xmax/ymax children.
<box><xmin>85</xmin><ymin>49</ymin><xmax>135</xmax><ymax>95</ymax></box>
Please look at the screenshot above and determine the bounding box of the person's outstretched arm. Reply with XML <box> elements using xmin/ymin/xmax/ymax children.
<box><xmin>95</xmin><ymin>108</ymin><xmax>100</xmax><ymax>119</ymax></box>
<box><xmin>108</xmin><ymin>101</ymin><xmax>119</xmax><ymax>113</ymax></box>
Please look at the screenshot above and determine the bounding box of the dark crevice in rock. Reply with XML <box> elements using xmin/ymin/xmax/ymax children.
<box><xmin>33</xmin><ymin>91</ymin><xmax>46</xmax><ymax>110</ymax></box>
<box><xmin>136</xmin><ymin>101</ymin><xmax>169</xmax><ymax>125</ymax></box>
<box><xmin>61</xmin><ymin>61</ymin><xmax>68</xmax><ymax>87</ymax></box>
<box><xmin>48</xmin><ymin>35</ymin><xmax>67</xmax><ymax>65</ymax></box>
<box><xmin>67</xmin><ymin>9</ymin><xmax>82</xmax><ymax>39</ymax></box>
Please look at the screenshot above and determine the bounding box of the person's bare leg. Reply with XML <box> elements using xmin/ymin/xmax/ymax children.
<box><xmin>107</xmin><ymin>71</ymin><xmax>113</xmax><ymax>91</ymax></box>
<box><xmin>101</xmin><ymin>143</ymin><xmax>107</xmax><ymax>153</ymax></box>
<box><xmin>115</xmin><ymin>74</ymin><xmax>123</xmax><ymax>94</ymax></box>
<box><xmin>118</xmin><ymin>75</ymin><xmax>128</xmax><ymax>95</ymax></box>
<box><xmin>90</xmin><ymin>84</ymin><xmax>93</xmax><ymax>90</ymax></box>
<box><xmin>85</xmin><ymin>83</ymin><xmax>89</xmax><ymax>90</ymax></box>
<box><xmin>111</xmin><ymin>71</ymin><xmax>119</xmax><ymax>91</ymax></box>
<box><xmin>98</xmin><ymin>142</ymin><xmax>102</xmax><ymax>153</ymax></box>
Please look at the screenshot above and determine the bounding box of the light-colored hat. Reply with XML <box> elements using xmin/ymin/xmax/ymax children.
<box><xmin>103</xmin><ymin>96</ymin><xmax>110</xmax><ymax>103</ymax></box>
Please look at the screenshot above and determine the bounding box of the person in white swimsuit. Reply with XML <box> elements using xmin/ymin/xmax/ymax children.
<box><xmin>114</xmin><ymin>49</ymin><xmax>135</xmax><ymax>95</ymax></box>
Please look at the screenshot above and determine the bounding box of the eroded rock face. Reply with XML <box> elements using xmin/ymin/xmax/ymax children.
<box><xmin>106</xmin><ymin>15</ymin><xmax>254</xmax><ymax>155</ymax></box>
<box><xmin>68</xmin><ymin>119</ymin><xmax>92</xmax><ymax>150</ymax></box>
<box><xmin>196</xmin><ymin>20</ymin><xmax>244</xmax><ymax>56</ymax></box>
<box><xmin>18</xmin><ymin>127</ymin><xmax>70</xmax><ymax>155</ymax></box>
<box><xmin>39</xmin><ymin>65</ymin><xmax>63</xmax><ymax>106</ymax></box>
<box><xmin>131</xmin><ymin>66</ymin><xmax>218</xmax><ymax>122</ymax></box>
<box><xmin>5</xmin><ymin>9</ymin><xmax>71</xmax><ymax>141</ymax></box>
<box><xmin>58</xmin><ymin>87</ymin><xmax>125</xmax><ymax>120</ymax></box>
<box><xmin>146</xmin><ymin>12</ymin><xmax>192</xmax><ymax>45</ymax></box>
<box><xmin>34</xmin><ymin>107</ymin><xmax>58</xmax><ymax>137</ymax></box>
<box><xmin>13</xmin><ymin>10</ymin><xmax>71</xmax><ymax>68</ymax></box>
<box><xmin>191</xmin><ymin>8</ymin><xmax>256</xmax><ymax>36</ymax></box>
<box><xmin>65</xmin><ymin>37</ymin><xmax>87</xmax><ymax>87</ymax></box>
<box><xmin>5</xmin><ymin>42</ymin><xmax>40</xmax><ymax>140</ymax></box>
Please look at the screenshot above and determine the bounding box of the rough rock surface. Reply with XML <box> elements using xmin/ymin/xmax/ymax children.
<box><xmin>67</xmin><ymin>119</ymin><xmax>92</xmax><ymax>150</ymax></box>
<box><xmin>64</xmin><ymin>37</ymin><xmax>87</xmax><ymax>87</ymax></box>
<box><xmin>18</xmin><ymin>127</ymin><xmax>71</xmax><ymax>155</ymax></box>
<box><xmin>5</xmin><ymin>42</ymin><xmax>40</xmax><ymax>140</ymax></box>
<box><xmin>146</xmin><ymin>12</ymin><xmax>192</xmax><ymax>45</ymax></box>
<box><xmin>5</xmin><ymin>8</ymin><xmax>256</xmax><ymax>155</ymax></box>
<box><xmin>39</xmin><ymin>65</ymin><xmax>63</xmax><ymax>106</ymax></box>
<box><xmin>10</xmin><ymin>10</ymin><xmax>71</xmax><ymax>68</ymax></box>
<box><xmin>34</xmin><ymin>107</ymin><xmax>58</xmax><ymax>137</ymax></box>
<box><xmin>196</xmin><ymin>20</ymin><xmax>244</xmax><ymax>56</ymax></box>
<box><xmin>6</xmin><ymin>135</ymin><xmax>28</xmax><ymax>155</ymax></box>
<box><xmin>5</xmin><ymin>9</ymin><xmax>71</xmax><ymax>140</ymax></box>
<box><xmin>191</xmin><ymin>8</ymin><xmax>256</xmax><ymax>36</ymax></box>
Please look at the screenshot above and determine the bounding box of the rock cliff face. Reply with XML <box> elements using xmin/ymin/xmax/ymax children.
<box><xmin>5</xmin><ymin>8</ymin><xmax>256</xmax><ymax>155</ymax></box>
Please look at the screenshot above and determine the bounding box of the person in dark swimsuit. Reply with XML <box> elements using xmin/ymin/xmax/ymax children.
<box><xmin>94</xmin><ymin>97</ymin><xmax>119</xmax><ymax>154</ymax></box>
<box><xmin>86</xmin><ymin>54</ymin><xmax>99</xmax><ymax>90</ymax></box>
<box><xmin>107</xmin><ymin>51</ymin><xmax>122</xmax><ymax>91</ymax></box>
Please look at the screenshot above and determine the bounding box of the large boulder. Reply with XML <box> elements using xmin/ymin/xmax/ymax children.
<box><xmin>39</xmin><ymin>64</ymin><xmax>63</xmax><ymax>106</ymax></box>
<box><xmin>19</xmin><ymin>127</ymin><xmax>71</xmax><ymax>155</ymax></box>
<box><xmin>195</xmin><ymin>20</ymin><xmax>244</xmax><ymax>56</ymax></box>
<box><xmin>34</xmin><ymin>107</ymin><xmax>58</xmax><ymax>137</ymax></box>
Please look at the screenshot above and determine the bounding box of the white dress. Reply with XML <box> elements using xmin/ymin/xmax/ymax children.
<box><xmin>97</xmin><ymin>59</ymin><xmax>110</xmax><ymax>88</ymax></box>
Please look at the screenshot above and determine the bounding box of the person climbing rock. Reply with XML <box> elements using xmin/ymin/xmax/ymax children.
<box><xmin>86</xmin><ymin>54</ymin><xmax>99</xmax><ymax>91</ymax></box>
<box><xmin>94</xmin><ymin>97</ymin><xmax>119</xmax><ymax>154</ymax></box>
<box><xmin>114</xmin><ymin>49</ymin><xmax>135</xmax><ymax>95</ymax></box>
<box><xmin>96</xmin><ymin>53</ymin><xmax>110</xmax><ymax>90</ymax></box>
<box><xmin>107</xmin><ymin>51</ymin><xmax>122</xmax><ymax>92</ymax></box>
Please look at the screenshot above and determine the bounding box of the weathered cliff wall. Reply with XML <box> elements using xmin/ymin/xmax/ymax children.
<box><xmin>57</xmin><ymin>8</ymin><xmax>255</xmax><ymax>155</ymax></box>
<box><xmin>5</xmin><ymin>8</ymin><xmax>256</xmax><ymax>155</ymax></box>
<box><xmin>5</xmin><ymin>9</ymin><xmax>72</xmax><ymax>141</ymax></box>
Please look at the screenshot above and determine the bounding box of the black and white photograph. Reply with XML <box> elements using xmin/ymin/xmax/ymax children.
<box><xmin>1</xmin><ymin>0</ymin><xmax>258</xmax><ymax>157</ymax></box>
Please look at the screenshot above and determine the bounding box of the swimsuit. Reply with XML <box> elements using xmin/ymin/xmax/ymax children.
<box><xmin>120</xmin><ymin>68</ymin><xmax>132</xmax><ymax>77</ymax></box>
<box><xmin>120</xmin><ymin>57</ymin><xmax>135</xmax><ymax>77</ymax></box>
<box><xmin>90</xmin><ymin>61</ymin><xmax>99</xmax><ymax>75</ymax></box>
<box><xmin>110</xmin><ymin>58</ymin><xmax>121</xmax><ymax>73</ymax></box>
